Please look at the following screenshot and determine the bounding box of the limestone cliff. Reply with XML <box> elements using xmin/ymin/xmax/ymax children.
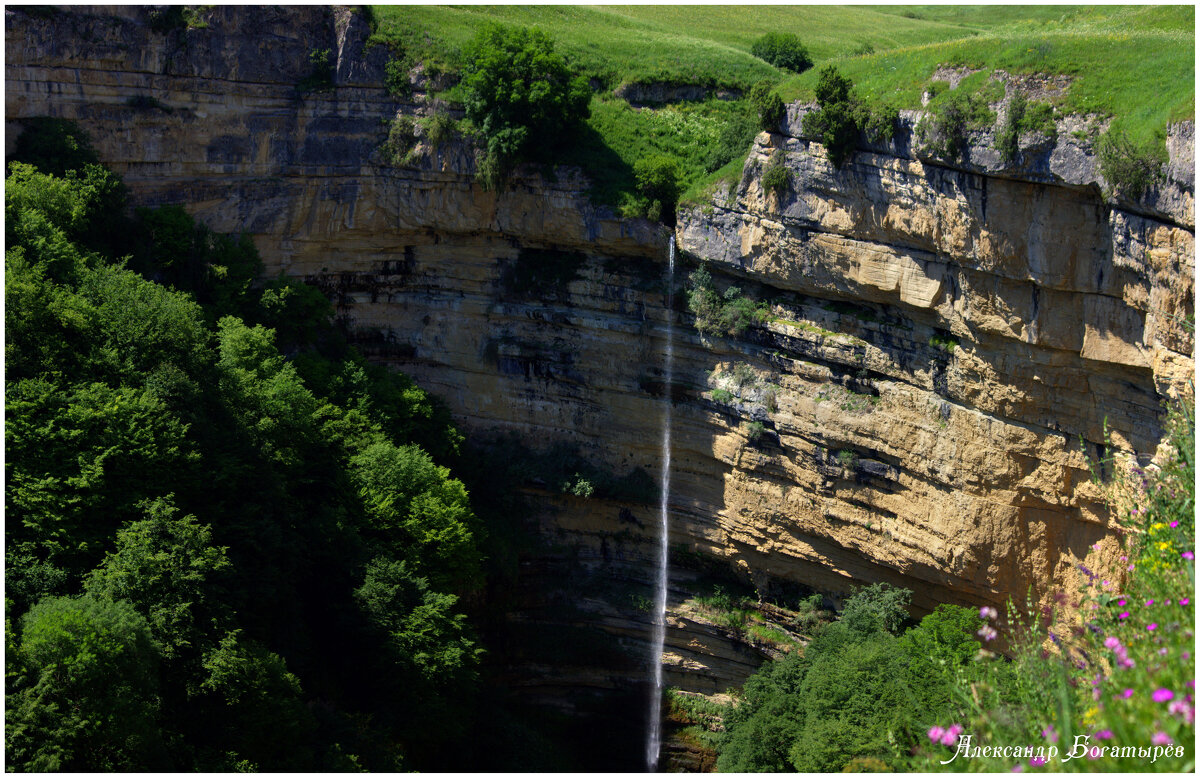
<box><xmin>6</xmin><ymin>5</ymin><xmax>1194</xmax><ymax>761</ymax></box>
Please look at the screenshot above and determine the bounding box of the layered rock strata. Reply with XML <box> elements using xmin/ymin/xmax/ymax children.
<box><xmin>6</xmin><ymin>6</ymin><xmax>1195</xmax><ymax>760</ymax></box>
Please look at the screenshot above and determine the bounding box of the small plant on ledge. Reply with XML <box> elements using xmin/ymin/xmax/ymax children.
<box><xmin>297</xmin><ymin>48</ymin><xmax>335</xmax><ymax>95</ymax></box>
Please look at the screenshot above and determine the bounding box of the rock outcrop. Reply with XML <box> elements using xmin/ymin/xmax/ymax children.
<box><xmin>6</xmin><ymin>6</ymin><xmax>1194</xmax><ymax>765</ymax></box>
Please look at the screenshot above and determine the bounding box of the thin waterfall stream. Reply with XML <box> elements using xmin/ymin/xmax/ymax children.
<box><xmin>646</xmin><ymin>235</ymin><xmax>675</xmax><ymax>771</ymax></box>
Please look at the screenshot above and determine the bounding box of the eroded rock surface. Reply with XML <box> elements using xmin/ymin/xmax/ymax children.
<box><xmin>6</xmin><ymin>5</ymin><xmax>1194</xmax><ymax>740</ymax></box>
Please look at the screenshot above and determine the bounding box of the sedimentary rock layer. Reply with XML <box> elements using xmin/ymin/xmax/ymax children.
<box><xmin>6</xmin><ymin>6</ymin><xmax>1194</xmax><ymax>708</ymax></box>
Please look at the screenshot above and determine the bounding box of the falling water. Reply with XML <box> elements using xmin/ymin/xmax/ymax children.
<box><xmin>646</xmin><ymin>236</ymin><xmax>675</xmax><ymax>772</ymax></box>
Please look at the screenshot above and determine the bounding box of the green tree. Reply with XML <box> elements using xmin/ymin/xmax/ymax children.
<box><xmin>354</xmin><ymin>557</ymin><xmax>482</xmax><ymax>685</ymax></box>
<box><xmin>750</xmin><ymin>79</ymin><xmax>785</xmax><ymax>131</ymax></box>
<box><xmin>750</xmin><ymin>32</ymin><xmax>812</xmax><ymax>73</ymax></box>
<box><xmin>7</xmin><ymin>596</ymin><xmax>165</xmax><ymax>771</ymax></box>
<box><xmin>460</xmin><ymin>24</ymin><xmax>591</xmax><ymax>189</ymax></box>
<box><xmin>350</xmin><ymin>441</ymin><xmax>483</xmax><ymax>591</ymax></box>
<box><xmin>193</xmin><ymin>630</ymin><xmax>317</xmax><ymax>770</ymax></box>
<box><xmin>803</xmin><ymin>65</ymin><xmax>859</xmax><ymax>168</ymax></box>
<box><xmin>633</xmin><ymin>153</ymin><xmax>682</xmax><ymax>224</ymax></box>
<box><xmin>840</xmin><ymin>581</ymin><xmax>912</xmax><ymax>636</ymax></box>
<box><xmin>85</xmin><ymin>497</ymin><xmax>232</xmax><ymax>660</ymax></box>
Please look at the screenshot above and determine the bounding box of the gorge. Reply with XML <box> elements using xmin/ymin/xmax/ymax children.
<box><xmin>5</xmin><ymin>5</ymin><xmax>1194</xmax><ymax>771</ymax></box>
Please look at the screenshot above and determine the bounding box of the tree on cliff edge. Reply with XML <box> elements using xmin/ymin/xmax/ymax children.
<box><xmin>461</xmin><ymin>24</ymin><xmax>591</xmax><ymax>190</ymax></box>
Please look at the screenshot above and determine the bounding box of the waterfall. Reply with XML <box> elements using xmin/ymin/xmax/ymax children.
<box><xmin>646</xmin><ymin>235</ymin><xmax>675</xmax><ymax>772</ymax></box>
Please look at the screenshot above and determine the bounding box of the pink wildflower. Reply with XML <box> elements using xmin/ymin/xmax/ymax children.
<box><xmin>1152</xmin><ymin>731</ymin><xmax>1172</xmax><ymax>746</ymax></box>
<box><xmin>1093</xmin><ymin>730</ymin><xmax>1113</xmax><ymax>740</ymax></box>
<box><xmin>1118</xmin><ymin>611</ymin><xmax>1130</xmax><ymax>619</ymax></box>
<box><xmin>927</xmin><ymin>725</ymin><xmax>945</xmax><ymax>743</ymax></box>
<box><xmin>941</xmin><ymin>724</ymin><xmax>963</xmax><ymax>746</ymax></box>
<box><xmin>1104</xmin><ymin>637</ymin><xmax>1122</xmax><ymax>651</ymax></box>
<box><xmin>1030</xmin><ymin>756</ymin><xmax>1047</xmax><ymax>767</ymax></box>
<box><xmin>978</xmin><ymin>626</ymin><xmax>998</xmax><ymax>641</ymax></box>
<box><xmin>1183</xmin><ymin>551</ymin><xmax>1194</xmax><ymax>560</ymax></box>
<box><xmin>980</xmin><ymin>606</ymin><xmax>998</xmax><ymax>620</ymax></box>
<box><xmin>1181</xmin><ymin>598</ymin><xmax>1190</xmax><ymax>606</ymax></box>
<box><xmin>1152</xmin><ymin>688</ymin><xmax>1174</xmax><ymax>703</ymax></box>
<box><xmin>1041</xmin><ymin>726</ymin><xmax>1058</xmax><ymax>743</ymax></box>
<box><xmin>1147</xmin><ymin>623</ymin><xmax>1158</xmax><ymax>631</ymax></box>
<box><xmin>1121</xmin><ymin>688</ymin><xmax>1134</xmax><ymax>699</ymax></box>
<box><xmin>1118</xmin><ymin>598</ymin><xmax>1127</xmax><ymax>606</ymax></box>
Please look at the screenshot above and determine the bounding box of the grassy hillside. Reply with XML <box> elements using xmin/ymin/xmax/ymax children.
<box><xmin>370</xmin><ymin>5</ymin><xmax>1194</xmax><ymax>211</ymax></box>
<box><xmin>779</xmin><ymin>5</ymin><xmax>1194</xmax><ymax>142</ymax></box>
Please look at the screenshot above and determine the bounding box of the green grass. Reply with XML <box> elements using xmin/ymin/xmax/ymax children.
<box><xmin>370</xmin><ymin>5</ymin><xmax>994</xmax><ymax>90</ymax></box>
<box><xmin>778</xmin><ymin>6</ymin><xmax>1194</xmax><ymax>145</ymax></box>
<box><xmin>370</xmin><ymin>5</ymin><xmax>1193</xmax><ymax>208</ymax></box>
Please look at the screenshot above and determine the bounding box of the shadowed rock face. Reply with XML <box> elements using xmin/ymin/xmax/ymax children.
<box><xmin>6</xmin><ymin>4</ymin><xmax>1194</xmax><ymax>751</ymax></box>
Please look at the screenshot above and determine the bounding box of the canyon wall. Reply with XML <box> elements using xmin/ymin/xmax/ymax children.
<box><xmin>6</xmin><ymin>5</ymin><xmax>1194</xmax><ymax>749</ymax></box>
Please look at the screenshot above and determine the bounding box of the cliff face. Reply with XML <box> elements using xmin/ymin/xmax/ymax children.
<box><xmin>6</xmin><ymin>4</ymin><xmax>1194</xmax><ymax>747</ymax></box>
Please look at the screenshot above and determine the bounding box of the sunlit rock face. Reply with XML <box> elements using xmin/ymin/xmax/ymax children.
<box><xmin>7</xmin><ymin>6</ymin><xmax>1193</xmax><ymax>744</ymax></box>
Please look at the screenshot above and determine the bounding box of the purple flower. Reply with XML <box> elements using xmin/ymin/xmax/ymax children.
<box><xmin>1159</xmin><ymin>647</ymin><xmax>1169</xmax><ymax>656</ymax></box>
<box><xmin>1183</xmin><ymin>551</ymin><xmax>1195</xmax><ymax>560</ymax></box>
<box><xmin>927</xmin><ymin>725</ymin><xmax>945</xmax><ymax>743</ymax></box>
<box><xmin>1146</xmin><ymin>599</ymin><xmax>1155</xmax><ymax>606</ymax></box>
<box><xmin>1152</xmin><ymin>731</ymin><xmax>1172</xmax><ymax>746</ymax></box>
<box><xmin>1118</xmin><ymin>598</ymin><xmax>1127</xmax><ymax>606</ymax></box>
<box><xmin>1169</xmin><ymin>700</ymin><xmax>1194</xmax><ymax>724</ymax></box>
<box><xmin>1041</xmin><ymin>725</ymin><xmax>1058</xmax><ymax>743</ymax></box>
<box><xmin>1181</xmin><ymin>598</ymin><xmax>1190</xmax><ymax>606</ymax></box>
<box><xmin>978</xmin><ymin>626</ymin><xmax>998</xmax><ymax>642</ymax></box>
<box><xmin>1093</xmin><ymin>730</ymin><xmax>1113</xmax><ymax>741</ymax></box>
<box><xmin>1147</xmin><ymin>623</ymin><xmax>1158</xmax><ymax>632</ymax></box>
<box><xmin>1152</xmin><ymin>688</ymin><xmax>1175</xmax><ymax>703</ymax></box>
<box><xmin>1170</xmin><ymin>520</ymin><xmax>1179</xmax><ymax>528</ymax></box>
<box><xmin>1104</xmin><ymin>637</ymin><xmax>1122</xmax><ymax>651</ymax></box>
<box><xmin>980</xmin><ymin>606</ymin><xmax>998</xmax><ymax>620</ymax></box>
<box><xmin>1119</xmin><ymin>656</ymin><xmax>1135</xmax><ymax>669</ymax></box>
<box><xmin>941</xmin><ymin>724</ymin><xmax>963</xmax><ymax>746</ymax></box>
<box><xmin>1030</xmin><ymin>756</ymin><xmax>1047</xmax><ymax>767</ymax></box>
<box><xmin>1118</xmin><ymin>611</ymin><xmax>1130</xmax><ymax>619</ymax></box>
<box><xmin>1010</xmin><ymin>765</ymin><xmax>1024</xmax><ymax>773</ymax></box>
<box><xmin>1121</xmin><ymin>688</ymin><xmax>1134</xmax><ymax>699</ymax></box>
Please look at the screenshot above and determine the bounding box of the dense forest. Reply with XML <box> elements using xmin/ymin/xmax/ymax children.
<box><xmin>2</xmin><ymin>119</ymin><xmax>557</xmax><ymax>771</ymax></box>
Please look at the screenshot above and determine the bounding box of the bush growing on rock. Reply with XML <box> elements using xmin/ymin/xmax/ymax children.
<box><xmin>750</xmin><ymin>79</ymin><xmax>786</xmax><ymax>132</ymax></box>
<box><xmin>761</xmin><ymin>149</ymin><xmax>791</xmax><ymax>199</ymax></box>
<box><xmin>750</xmin><ymin>32</ymin><xmax>812</xmax><ymax>73</ymax></box>
<box><xmin>460</xmin><ymin>24</ymin><xmax>591</xmax><ymax>190</ymax></box>
<box><xmin>1097</xmin><ymin>128</ymin><xmax>1165</xmax><ymax>199</ymax></box>
<box><xmin>634</xmin><ymin>154</ymin><xmax>682</xmax><ymax>224</ymax></box>
<box><xmin>803</xmin><ymin>66</ymin><xmax>898</xmax><ymax>168</ymax></box>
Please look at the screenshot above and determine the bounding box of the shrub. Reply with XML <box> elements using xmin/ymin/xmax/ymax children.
<box><xmin>384</xmin><ymin>58</ymin><xmax>411</xmax><ymax>98</ymax></box>
<box><xmin>745</xmin><ymin>421</ymin><xmax>766</xmax><ymax>442</ymax></box>
<box><xmin>381</xmin><ymin>116</ymin><xmax>418</xmax><ymax>166</ymax></box>
<box><xmin>916</xmin><ymin>86</ymin><xmax>995</xmax><ymax>161</ymax></box>
<box><xmin>996</xmin><ymin>93</ymin><xmax>1058</xmax><ymax>164</ymax></box>
<box><xmin>460</xmin><ymin>24</ymin><xmax>591</xmax><ymax>190</ymax></box>
<box><xmin>561</xmin><ymin>473</ymin><xmax>595</xmax><ymax>499</ymax></box>
<box><xmin>802</xmin><ymin>66</ymin><xmax>862</xmax><ymax>168</ymax></box>
<box><xmin>750</xmin><ymin>79</ymin><xmax>785</xmax><ymax>132</ymax></box>
<box><xmin>634</xmin><ymin>154</ymin><xmax>682</xmax><ymax>224</ymax></box>
<box><xmin>1097</xmin><ymin>129</ymin><xmax>1165</xmax><ymax>200</ymax></box>
<box><xmin>711</xmin><ymin>388</ymin><xmax>734</xmax><ymax>403</ymax></box>
<box><xmin>687</xmin><ymin>266</ymin><xmax>768</xmax><ymax>337</ymax></box>
<box><xmin>750</xmin><ymin>32</ymin><xmax>812</xmax><ymax>73</ymax></box>
<box><xmin>421</xmin><ymin>112</ymin><xmax>457</xmax><ymax>148</ymax></box>
<box><xmin>761</xmin><ymin>149</ymin><xmax>791</xmax><ymax>198</ymax></box>
<box><xmin>297</xmin><ymin>48</ymin><xmax>334</xmax><ymax>94</ymax></box>
<box><xmin>836</xmin><ymin>448</ymin><xmax>858</xmax><ymax>469</ymax></box>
